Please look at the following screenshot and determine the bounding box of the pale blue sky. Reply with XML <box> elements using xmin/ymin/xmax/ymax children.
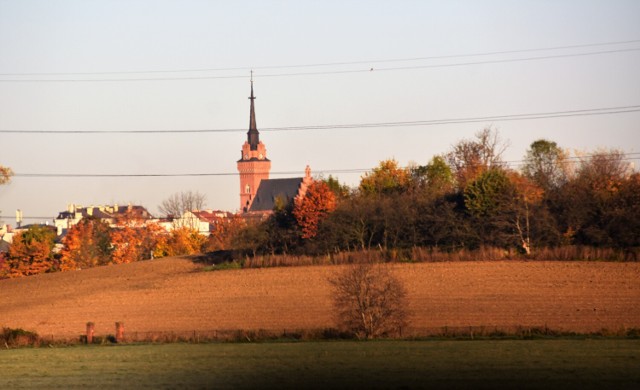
<box><xmin>1</xmin><ymin>0</ymin><xmax>639</xmax><ymax>223</ymax></box>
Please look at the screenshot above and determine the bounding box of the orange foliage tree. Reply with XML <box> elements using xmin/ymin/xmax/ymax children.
<box><xmin>5</xmin><ymin>225</ymin><xmax>56</xmax><ymax>277</ymax></box>
<box><xmin>293</xmin><ymin>180</ymin><xmax>337</xmax><ymax>239</ymax></box>
<box><xmin>165</xmin><ymin>227</ymin><xmax>206</xmax><ymax>256</ymax></box>
<box><xmin>111</xmin><ymin>211</ymin><xmax>166</xmax><ymax>264</ymax></box>
<box><xmin>202</xmin><ymin>214</ymin><xmax>246</xmax><ymax>252</ymax></box>
<box><xmin>59</xmin><ymin>218</ymin><xmax>112</xmax><ymax>270</ymax></box>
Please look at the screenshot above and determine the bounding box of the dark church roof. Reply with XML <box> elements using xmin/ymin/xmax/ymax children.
<box><xmin>249</xmin><ymin>178</ymin><xmax>303</xmax><ymax>212</ymax></box>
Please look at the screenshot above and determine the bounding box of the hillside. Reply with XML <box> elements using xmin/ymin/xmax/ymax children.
<box><xmin>1</xmin><ymin>257</ymin><xmax>639</xmax><ymax>338</ymax></box>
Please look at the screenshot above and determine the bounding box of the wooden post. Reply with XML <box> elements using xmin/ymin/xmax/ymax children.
<box><xmin>115</xmin><ymin>322</ymin><xmax>124</xmax><ymax>343</ymax></box>
<box><xmin>86</xmin><ymin>322</ymin><xmax>95</xmax><ymax>344</ymax></box>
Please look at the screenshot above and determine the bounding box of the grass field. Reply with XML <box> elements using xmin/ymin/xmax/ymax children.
<box><xmin>1</xmin><ymin>340</ymin><xmax>639</xmax><ymax>389</ymax></box>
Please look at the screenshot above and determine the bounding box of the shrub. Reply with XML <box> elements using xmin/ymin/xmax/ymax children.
<box><xmin>1</xmin><ymin>327</ymin><xmax>40</xmax><ymax>347</ymax></box>
<box><xmin>329</xmin><ymin>262</ymin><xmax>409</xmax><ymax>339</ymax></box>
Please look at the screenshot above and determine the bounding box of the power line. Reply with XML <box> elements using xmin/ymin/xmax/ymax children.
<box><xmin>10</xmin><ymin>154</ymin><xmax>640</xmax><ymax>179</ymax></box>
<box><xmin>2</xmin><ymin>105</ymin><xmax>639</xmax><ymax>134</ymax></box>
<box><xmin>2</xmin><ymin>39</ymin><xmax>639</xmax><ymax>77</ymax></box>
<box><xmin>1</xmin><ymin>47</ymin><xmax>638</xmax><ymax>83</ymax></box>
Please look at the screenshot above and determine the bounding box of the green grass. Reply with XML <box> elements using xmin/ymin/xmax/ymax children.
<box><xmin>1</xmin><ymin>340</ymin><xmax>639</xmax><ymax>389</ymax></box>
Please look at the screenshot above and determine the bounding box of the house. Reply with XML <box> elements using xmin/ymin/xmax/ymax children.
<box><xmin>0</xmin><ymin>224</ymin><xmax>11</xmax><ymax>253</ymax></box>
<box><xmin>172</xmin><ymin>209</ymin><xmax>232</xmax><ymax>236</ymax></box>
<box><xmin>54</xmin><ymin>204</ymin><xmax>154</xmax><ymax>236</ymax></box>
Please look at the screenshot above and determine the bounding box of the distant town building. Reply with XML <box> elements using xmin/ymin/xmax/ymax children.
<box><xmin>54</xmin><ymin>204</ymin><xmax>153</xmax><ymax>236</ymax></box>
<box><xmin>172</xmin><ymin>209</ymin><xmax>233</xmax><ymax>236</ymax></box>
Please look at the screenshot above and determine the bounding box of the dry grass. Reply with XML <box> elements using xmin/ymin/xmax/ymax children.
<box><xmin>0</xmin><ymin>257</ymin><xmax>639</xmax><ymax>338</ymax></box>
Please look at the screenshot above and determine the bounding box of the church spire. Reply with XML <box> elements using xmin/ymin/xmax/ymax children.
<box><xmin>247</xmin><ymin>72</ymin><xmax>259</xmax><ymax>150</ymax></box>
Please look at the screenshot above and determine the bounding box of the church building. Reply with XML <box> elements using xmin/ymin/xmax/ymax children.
<box><xmin>237</xmin><ymin>80</ymin><xmax>311</xmax><ymax>214</ymax></box>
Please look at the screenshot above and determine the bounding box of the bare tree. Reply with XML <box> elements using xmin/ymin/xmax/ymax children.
<box><xmin>446</xmin><ymin>127</ymin><xmax>509</xmax><ymax>189</ymax></box>
<box><xmin>329</xmin><ymin>262</ymin><xmax>408</xmax><ymax>339</ymax></box>
<box><xmin>158</xmin><ymin>191</ymin><xmax>207</xmax><ymax>218</ymax></box>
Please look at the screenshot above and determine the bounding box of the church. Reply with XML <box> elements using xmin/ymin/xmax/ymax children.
<box><xmin>236</xmin><ymin>80</ymin><xmax>311</xmax><ymax>214</ymax></box>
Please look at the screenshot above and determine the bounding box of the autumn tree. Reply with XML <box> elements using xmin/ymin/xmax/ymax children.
<box><xmin>59</xmin><ymin>218</ymin><xmax>112</xmax><ymax>269</ymax></box>
<box><xmin>111</xmin><ymin>210</ymin><xmax>165</xmax><ymax>264</ymax></box>
<box><xmin>165</xmin><ymin>227</ymin><xmax>206</xmax><ymax>256</ymax></box>
<box><xmin>293</xmin><ymin>180</ymin><xmax>337</xmax><ymax>239</ymax></box>
<box><xmin>0</xmin><ymin>165</ymin><xmax>12</xmax><ymax>185</ymax></box>
<box><xmin>203</xmin><ymin>214</ymin><xmax>246</xmax><ymax>252</ymax></box>
<box><xmin>0</xmin><ymin>165</ymin><xmax>12</xmax><ymax>222</ymax></box>
<box><xmin>329</xmin><ymin>262</ymin><xmax>408</xmax><ymax>339</ymax></box>
<box><xmin>5</xmin><ymin>225</ymin><xmax>56</xmax><ymax>277</ymax></box>
<box><xmin>359</xmin><ymin>159</ymin><xmax>411</xmax><ymax>195</ymax></box>
<box><xmin>550</xmin><ymin>150</ymin><xmax>635</xmax><ymax>246</ymax></box>
<box><xmin>446</xmin><ymin>127</ymin><xmax>508</xmax><ymax>189</ymax></box>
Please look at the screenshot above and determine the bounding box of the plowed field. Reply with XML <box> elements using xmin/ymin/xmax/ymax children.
<box><xmin>1</xmin><ymin>258</ymin><xmax>638</xmax><ymax>337</ymax></box>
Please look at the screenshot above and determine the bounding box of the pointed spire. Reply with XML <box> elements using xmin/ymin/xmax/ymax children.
<box><xmin>247</xmin><ymin>71</ymin><xmax>259</xmax><ymax>150</ymax></box>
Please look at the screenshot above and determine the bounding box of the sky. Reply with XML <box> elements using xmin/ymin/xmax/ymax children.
<box><xmin>1</xmin><ymin>0</ymin><xmax>639</xmax><ymax>224</ymax></box>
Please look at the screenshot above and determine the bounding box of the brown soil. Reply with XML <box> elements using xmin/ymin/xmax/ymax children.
<box><xmin>1</xmin><ymin>258</ymin><xmax>638</xmax><ymax>337</ymax></box>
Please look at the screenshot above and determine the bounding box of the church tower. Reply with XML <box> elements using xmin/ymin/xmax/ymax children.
<box><xmin>237</xmin><ymin>79</ymin><xmax>271</xmax><ymax>212</ymax></box>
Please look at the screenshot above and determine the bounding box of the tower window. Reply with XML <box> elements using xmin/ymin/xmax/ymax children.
<box><xmin>245</xmin><ymin>184</ymin><xmax>251</xmax><ymax>194</ymax></box>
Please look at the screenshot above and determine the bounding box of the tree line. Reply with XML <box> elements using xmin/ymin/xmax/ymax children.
<box><xmin>233</xmin><ymin>128</ymin><xmax>639</xmax><ymax>258</ymax></box>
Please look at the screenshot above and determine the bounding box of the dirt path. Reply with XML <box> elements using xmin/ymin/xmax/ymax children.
<box><xmin>1</xmin><ymin>258</ymin><xmax>638</xmax><ymax>337</ymax></box>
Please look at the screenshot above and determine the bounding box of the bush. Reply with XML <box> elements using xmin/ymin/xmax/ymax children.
<box><xmin>1</xmin><ymin>327</ymin><xmax>40</xmax><ymax>347</ymax></box>
<box><xmin>329</xmin><ymin>262</ymin><xmax>409</xmax><ymax>339</ymax></box>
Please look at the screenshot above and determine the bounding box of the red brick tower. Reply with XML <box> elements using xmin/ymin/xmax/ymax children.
<box><xmin>237</xmin><ymin>79</ymin><xmax>271</xmax><ymax>212</ymax></box>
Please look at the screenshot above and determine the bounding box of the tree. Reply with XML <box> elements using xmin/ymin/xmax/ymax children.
<box><xmin>293</xmin><ymin>180</ymin><xmax>337</xmax><ymax>239</ymax></box>
<box><xmin>322</xmin><ymin>175</ymin><xmax>351</xmax><ymax>200</ymax></box>
<box><xmin>5</xmin><ymin>225</ymin><xmax>56</xmax><ymax>277</ymax></box>
<box><xmin>0</xmin><ymin>165</ymin><xmax>12</xmax><ymax>185</ymax></box>
<box><xmin>158</xmin><ymin>190</ymin><xmax>207</xmax><ymax>219</ymax></box>
<box><xmin>110</xmin><ymin>211</ymin><xmax>165</xmax><ymax>264</ymax></box>
<box><xmin>0</xmin><ymin>165</ymin><xmax>12</xmax><ymax>223</ymax></box>
<box><xmin>232</xmin><ymin>220</ymin><xmax>268</xmax><ymax>257</ymax></box>
<box><xmin>359</xmin><ymin>159</ymin><xmax>411</xmax><ymax>195</ymax></box>
<box><xmin>464</xmin><ymin>168</ymin><xmax>518</xmax><ymax>248</ymax></box>
<box><xmin>506</xmin><ymin>172</ymin><xmax>544</xmax><ymax>254</ymax></box>
<box><xmin>522</xmin><ymin>139</ymin><xmax>568</xmax><ymax>191</ymax></box>
<box><xmin>329</xmin><ymin>262</ymin><xmax>408</xmax><ymax>339</ymax></box>
<box><xmin>550</xmin><ymin>150</ymin><xmax>635</xmax><ymax>246</ymax></box>
<box><xmin>422</xmin><ymin>155</ymin><xmax>454</xmax><ymax>195</ymax></box>
<box><xmin>203</xmin><ymin>214</ymin><xmax>247</xmax><ymax>252</ymax></box>
<box><xmin>59</xmin><ymin>218</ymin><xmax>112</xmax><ymax>269</ymax></box>
<box><xmin>165</xmin><ymin>227</ymin><xmax>206</xmax><ymax>256</ymax></box>
<box><xmin>446</xmin><ymin>127</ymin><xmax>508</xmax><ymax>189</ymax></box>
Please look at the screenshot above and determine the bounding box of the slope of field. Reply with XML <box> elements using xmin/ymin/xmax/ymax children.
<box><xmin>1</xmin><ymin>257</ymin><xmax>639</xmax><ymax>338</ymax></box>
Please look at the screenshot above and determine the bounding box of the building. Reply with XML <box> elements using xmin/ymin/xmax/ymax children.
<box><xmin>172</xmin><ymin>209</ymin><xmax>233</xmax><ymax>236</ymax></box>
<box><xmin>236</xmin><ymin>81</ymin><xmax>312</xmax><ymax>215</ymax></box>
<box><xmin>54</xmin><ymin>204</ymin><xmax>153</xmax><ymax>236</ymax></box>
<box><xmin>237</xmin><ymin>79</ymin><xmax>271</xmax><ymax>212</ymax></box>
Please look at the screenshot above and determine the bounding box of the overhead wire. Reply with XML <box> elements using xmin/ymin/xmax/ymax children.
<box><xmin>9</xmin><ymin>153</ymin><xmax>640</xmax><ymax>178</ymax></box>
<box><xmin>1</xmin><ymin>47</ymin><xmax>639</xmax><ymax>82</ymax></box>
<box><xmin>2</xmin><ymin>105</ymin><xmax>639</xmax><ymax>134</ymax></box>
<box><xmin>1</xmin><ymin>38</ymin><xmax>639</xmax><ymax>78</ymax></box>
